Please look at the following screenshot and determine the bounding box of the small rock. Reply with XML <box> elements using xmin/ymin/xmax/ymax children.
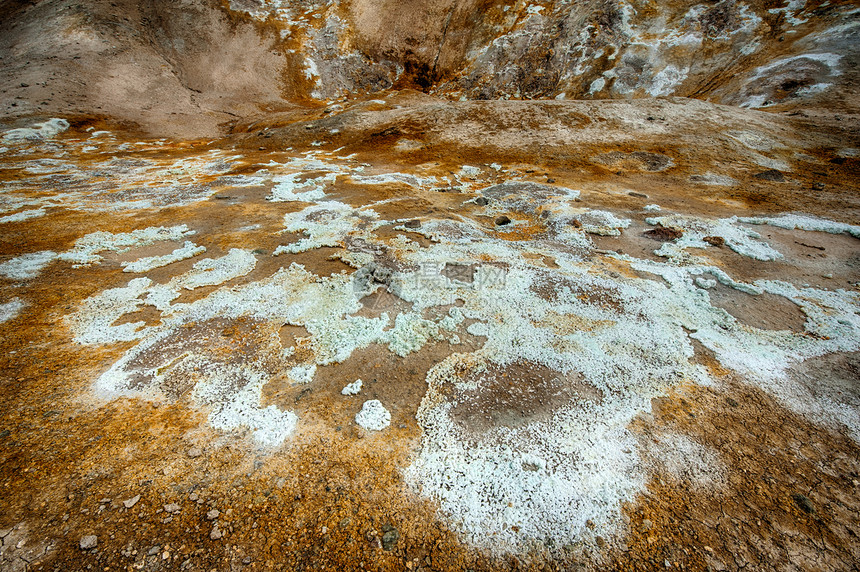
<box><xmin>210</xmin><ymin>525</ymin><xmax>223</xmax><ymax>540</ymax></box>
<box><xmin>164</xmin><ymin>503</ymin><xmax>181</xmax><ymax>514</ymax></box>
<box><xmin>546</xmin><ymin>178</ymin><xmax>556</xmax><ymax>183</ymax></box>
<box><xmin>571</xmin><ymin>219</ymin><xmax>582</xmax><ymax>228</ymax></box>
<box><xmin>753</xmin><ymin>169</ymin><xmax>785</xmax><ymax>182</ymax></box>
<box><xmin>99</xmin><ymin>498</ymin><xmax>111</xmax><ymax>504</ymax></box>
<box><xmin>474</xmin><ymin>197</ymin><xmax>489</xmax><ymax>206</ymax></box>
<box><xmin>381</xmin><ymin>526</ymin><xmax>399</xmax><ymax>551</ymax></box>
<box><xmin>404</xmin><ymin>219</ymin><xmax>421</xmax><ymax>228</ymax></box>
<box><xmin>792</xmin><ymin>493</ymin><xmax>815</xmax><ymax>514</ymax></box>
<box><xmin>189</xmin><ymin>493</ymin><xmax>199</xmax><ymax>501</ymax></box>
<box><xmin>628</xmin><ymin>191</ymin><xmax>648</xmax><ymax>198</ymax></box>
<box><xmin>595</xmin><ymin>536</ymin><xmax>606</xmax><ymax>548</ymax></box>
<box><xmin>812</xmin><ymin>182</ymin><xmax>825</xmax><ymax>190</ymax></box>
<box><xmin>123</xmin><ymin>495</ymin><xmax>140</xmax><ymax>509</ymax></box>
<box><xmin>586</xmin><ymin>519</ymin><xmax>595</xmax><ymax>529</ymax></box>
<box><xmin>206</xmin><ymin>509</ymin><xmax>220</xmax><ymax>521</ymax></box>
<box><xmin>187</xmin><ymin>447</ymin><xmax>202</xmax><ymax>458</ymax></box>
<box><xmin>703</xmin><ymin>235</ymin><xmax>725</xmax><ymax>247</ymax></box>
<box><xmin>644</xmin><ymin>227</ymin><xmax>683</xmax><ymax>241</ymax></box>
<box><xmin>494</xmin><ymin>215</ymin><xmax>511</xmax><ymax>226</ymax></box>
<box><xmin>79</xmin><ymin>535</ymin><xmax>98</xmax><ymax>550</ymax></box>
<box><xmin>366</xmin><ymin>531</ymin><xmax>382</xmax><ymax>549</ymax></box>
<box><xmin>147</xmin><ymin>546</ymin><xmax>160</xmax><ymax>556</ymax></box>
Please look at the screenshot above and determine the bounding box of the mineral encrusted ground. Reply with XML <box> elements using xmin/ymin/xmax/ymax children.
<box><xmin>1</xmin><ymin>0</ymin><xmax>859</xmax><ymax>570</ymax></box>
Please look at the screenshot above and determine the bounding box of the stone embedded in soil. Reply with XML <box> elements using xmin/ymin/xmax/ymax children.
<box><xmin>753</xmin><ymin>169</ymin><xmax>786</xmax><ymax>182</ymax></box>
<box><xmin>495</xmin><ymin>215</ymin><xmax>511</xmax><ymax>226</ymax></box>
<box><xmin>210</xmin><ymin>525</ymin><xmax>223</xmax><ymax>540</ymax></box>
<box><xmin>187</xmin><ymin>447</ymin><xmax>202</xmax><ymax>458</ymax></box>
<box><xmin>644</xmin><ymin>227</ymin><xmax>684</xmax><ymax>241</ymax></box>
<box><xmin>79</xmin><ymin>535</ymin><xmax>97</xmax><ymax>550</ymax></box>
<box><xmin>207</xmin><ymin>509</ymin><xmax>220</xmax><ymax>521</ymax></box>
<box><xmin>122</xmin><ymin>495</ymin><xmax>140</xmax><ymax>508</ymax></box>
<box><xmin>381</xmin><ymin>524</ymin><xmax>399</xmax><ymax>551</ymax></box>
<box><xmin>792</xmin><ymin>493</ymin><xmax>816</xmax><ymax>514</ymax></box>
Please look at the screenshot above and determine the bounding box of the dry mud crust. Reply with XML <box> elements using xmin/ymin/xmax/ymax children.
<box><xmin>238</xmin><ymin>95</ymin><xmax>860</xmax><ymax>221</ymax></box>
<box><xmin>1</xmin><ymin>120</ymin><xmax>859</xmax><ymax>572</ymax></box>
<box><xmin>615</xmin><ymin>375</ymin><xmax>860</xmax><ymax>572</ymax></box>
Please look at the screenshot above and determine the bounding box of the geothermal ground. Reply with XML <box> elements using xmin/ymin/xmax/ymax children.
<box><xmin>1</xmin><ymin>1</ymin><xmax>859</xmax><ymax>571</ymax></box>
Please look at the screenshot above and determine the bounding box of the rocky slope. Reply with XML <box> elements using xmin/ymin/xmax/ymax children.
<box><xmin>1</xmin><ymin>0</ymin><xmax>858</xmax><ymax>136</ymax></box>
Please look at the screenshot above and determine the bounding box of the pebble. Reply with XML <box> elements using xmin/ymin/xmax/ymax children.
<box><xmin>207</xmin><ymin>509</ymin><xmax>220</xmax><ymax>521</ymax></box>
<box><xmin>210</xmin><ymin>525</ymin><xmax>223</xmax><ymax>540</ymax></box>
<box><xmin>189</xmin><ymin>492</ymin><xmax>199</xmax><ymax>501</ymax></box>
<box><xmin>187</xmin><ymin>447</ymin><xmax>203</xmax><ymax>458</ymax></box>
<box><xmin>381</xmin><ymin>524</ymin><xmax>399</xmax><ymax>551</ymax></box>
<box><xmin>495</xmin><ymin>215</ymin><xmax>511</xmax><ymax>226</ymax></box>
<box><xmin>123</xmin><ymin>495</ymin><xmax>140</xmax><ymax>509</ymax></box>
<box><xmin>474</xmin><ymin>197</ymin><xmax>489</xmax><ymax>206</ymax></box>
<box><xmin>404</xmin><ymin>219</ymin><xmax>421</xmax><ymax>228</ymax></box>
<box><xmin>79</xmin><ymin>535</ymin><xmax>98</xmax><ymax>550</ymax></box>
<box><xmin>164</xmin><ymin>503</ymin><xmax>181</xmax><ymax>514</ymax></box>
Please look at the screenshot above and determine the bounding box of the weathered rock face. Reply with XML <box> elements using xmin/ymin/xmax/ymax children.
<box><xmin>0</xmin><ymin>0</ymin><xmax>294</xmax><ymax>136</ymax></box>
<box><xmin>1</xmin><ymin>0</ymin><xmax>857</xmax><ymax>136</ymax></box>
<box><xmin>227</xmin><ymin>0</ymin><xmax>859</xmax><ymax>108</ymax></box>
